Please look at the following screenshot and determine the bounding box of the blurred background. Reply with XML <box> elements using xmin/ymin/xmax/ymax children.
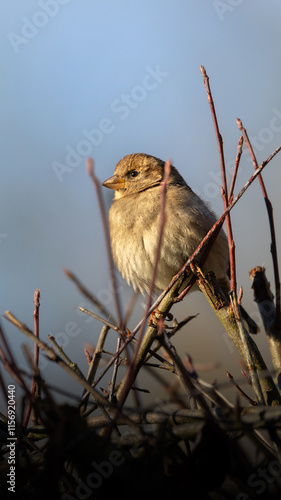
<box><xmin>1</xmin><ymin>0</ymin><xmax>281</xmax><ymax>405</ymax></box>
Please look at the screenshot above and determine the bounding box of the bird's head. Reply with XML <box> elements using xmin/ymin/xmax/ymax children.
<box><xmin>102</xmin><ymin>153</ymin><xmax>184</xmax><ymax>199</ymax></box>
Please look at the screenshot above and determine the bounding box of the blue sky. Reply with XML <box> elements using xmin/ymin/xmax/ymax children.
<box><xmin>1</xmin><ymin>1</ymin><xmax>281</xmax><ymax>399</ymax></box>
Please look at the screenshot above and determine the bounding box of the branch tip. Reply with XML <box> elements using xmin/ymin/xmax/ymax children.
<box><xmin>86</xmin><ymin>157</ymin><xmax>94</xmax><ymax>177</ymax></box>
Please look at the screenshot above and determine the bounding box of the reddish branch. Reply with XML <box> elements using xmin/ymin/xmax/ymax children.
<box><xmin>86</xmin><ymin>157</ymin><xmax>123</xmax><ymax>329</ymax></box>
<box><xmin>200</xmin><ymin>65</ymin><xmax>236</xmax><ymax>293</ymax></box>
<box><xmin>236</xmin><ymin>119</ymin><xmax>280</xmax><ymax>326</ymax></box>
<box><xmin>226</xmin><ymin>371</ymin><xmax>257</xmax><ymax>406</ymax></box>
<box><xmin>228</xmin><ymin>136</ymin><xmax>243</xmax><ymax>203</ymax></box>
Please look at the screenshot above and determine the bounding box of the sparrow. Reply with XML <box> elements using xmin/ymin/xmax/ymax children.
<box><xmin>103</xmin><ymin>153</ymin><xmax>257</xmax><ymax>333</ymax></box>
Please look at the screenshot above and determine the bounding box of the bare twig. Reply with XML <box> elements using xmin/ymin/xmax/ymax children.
<box><xmin>227</xmin><ymin>371</ymin><xmax>258</xmax><ymax>406</ymax></box>
<box><xmin>158</xmin><ymin>326</ymin><xmax>212</xmax><ymax>412</ymax></box>
<box><xmin>80</xmin><ymin>325</ymin><xmax>110</xmax><ymax>414</ymax></box>
<box><xmin>22</xmin><ymin>289</ymin><xmax>41</xmax><ymax>429</ymax></box>
<box><xmin>201</xmin><ymin>65</ymin><xmax>236</xmax><ymax>293</ymax></box>
<box><xmin>79</xmin><ymin>307</ymin><xmax>120</xmax><ymax>333</ymax></box>
<box><xmin>109</xmin><ymin>337</ymin><xmax>122</xmax><ymax>403</ymax></box>
<box><xmin>86</xmin><ymin>157</ymin><xmax>123</xmax><ymax>328</ymax></box>
<box><xmin>228</xmin><ymin>136</ymin><xmax>243</xmax><ymax>203</ymax></box>
<box><xmin>0</xmin><ymin>324</ymin><xmax>30</xmax><ymax>392</ymax></box>
<box><xmin>63</xmin><ymin>268</ymin><xmax>116</xmax><ymax>323</ymax></box>
<box><xmin>48</xmin><ymin>335</ymin><xmax>85</xmax><ymax>380</ymax></box>
<box><xmin>237</xmin><ymin>119</ymin><xmax>281</xmax><ymax>326</ymax></box>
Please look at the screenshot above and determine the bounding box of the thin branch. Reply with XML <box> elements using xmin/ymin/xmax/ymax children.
<box><xmin>80</xmin><ymin>325</ymin><xmax>110</xmax><ymax>414</ymax></box>
<box><xmin>228</xmin><ymin>135</ymin><xmax>243</xmax><ymax>203</ymax></box>
<box><xmin>79</xmin><ymin>307</ymin><xmax>120</xmax><ymax>333</ymax></box>
<box><xmin>0</xmin><ymin>323</ymin><xmax>30</xmax><ymax>392</ymax></box>
<box><xmin>227</xmin><ymin>371</ymin><xmax>258</xmax><ymax>406</ymax></box>
<box><xmin>123</xmin><ymin>290</ymin><xmax>139</xmax><ymax>326</ymax></box>
<box><xmin>48</xmin><ymin>335</ymin><xmax>85</xmax><ymax>380</ymax></box>
<box><xmin>63</xmin><ymin>268</ymin><xmax>116</xmax><ymax>323</ymax></box>
<box><xmin>237</xmin><ymin>119</ymin><xmax>281</xmax><ymax>325</ymax></box>
<box><xmin>158</xmin><ymin>327</ymin><xmax>212</xmax><ymax>412</ymax></box>
<box><xmin>86</xmin><ymin>157</ymin><xmax>123</xmax><ymax>328</ymax></box>
<box><xmin>22</xmin><ymin>289</ymin><xmax>41</xmax><ymax>429</ymax></box>
<box><xmin>109</xmin><ymin>337</ymin><xmax>122</xmax><ymax>403</ymax></box>
<box><xmin>201</xmin><ymin>65</ymin><xmax>236</xmax><ymax>293</ymax></box>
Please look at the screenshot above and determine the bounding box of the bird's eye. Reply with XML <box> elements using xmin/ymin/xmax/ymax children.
<box><xmin>129</xmin><ymin>170</ymin><xmax>138</xmax><ymax>178</ymax></box>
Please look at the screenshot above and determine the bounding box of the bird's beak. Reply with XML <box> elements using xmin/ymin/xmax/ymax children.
<box><xmin>102</xmin><ymin>174</ymin><xmax>126</xmax><ymax>190</ymax></box>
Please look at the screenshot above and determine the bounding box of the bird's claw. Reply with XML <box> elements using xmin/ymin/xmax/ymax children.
<box><xmin>148</xmin><ymin>309</ymin><xmax>173</xmax><ymax>327</ymax></box>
